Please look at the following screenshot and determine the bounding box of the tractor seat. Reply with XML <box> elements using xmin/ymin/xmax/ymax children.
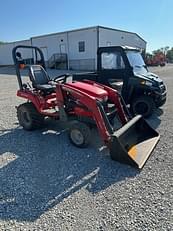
<box><xmin>28</xmin><ymin>65</ymin><xmax>55</xmax><ymax>93</ymax></box>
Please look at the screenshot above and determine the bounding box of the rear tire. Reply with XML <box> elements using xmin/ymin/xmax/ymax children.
<box><xmin>17</xmin><ymin>102</ymin><xmax>44</xmax><ymax>130</ymax></box>
<box><xmin>69</xmin><ymin>121</ymin><xmax>91</xmax><ymax>148</ymax></box>
<box><xmin>131</xmin><ymin>95</ymin><xmax>155</xmax><ymax>118</ymax></box>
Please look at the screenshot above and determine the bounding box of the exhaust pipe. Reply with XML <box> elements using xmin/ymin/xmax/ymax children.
<box><xmin>109</xmin><ymin>115</ymin><xmax>160</xmax><ymax>169</ymax></box>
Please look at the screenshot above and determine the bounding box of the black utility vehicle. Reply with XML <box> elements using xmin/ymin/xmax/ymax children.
<box><xmin>73</xmin><ymin>46</ymin><xmax>167</xmax><ymax>117</ymax></box>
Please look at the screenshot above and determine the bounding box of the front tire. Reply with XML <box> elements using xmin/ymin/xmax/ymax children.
<box><xmin>69</xmin><ymin>121</ymin><xmax>91</xmax><ymax>148</ymax></box>
<box><xmin>17</xmin><ymin>102</ymin><xmax>44</xmax><ymax>130</ymax></box>
<box><xmin>131</xmin><ymin>95</ymin><xmax>155</xmax><ymax>117</ymax></box>
<box><xmin>155</xmin><ymin>98</ymin><xmax>166</xmax><ymax>108</ymax></box>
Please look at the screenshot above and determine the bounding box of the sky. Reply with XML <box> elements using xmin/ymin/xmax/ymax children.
<box><xmin>0</xmin><ymin>0</ymin><xmax>172</xmax><ymax>52</ymax></box>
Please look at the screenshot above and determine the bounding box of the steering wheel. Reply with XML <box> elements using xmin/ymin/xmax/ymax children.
<box><xmin>53</xmin><ymin>74</ymin><xmax>72</xmax><ymax>83</ymax></box>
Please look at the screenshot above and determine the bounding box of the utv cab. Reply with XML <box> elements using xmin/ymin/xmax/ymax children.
<box><xmin>73</xmin><ymin>46</ymin><xmax>167</xmax><ymax>117</ymax></box>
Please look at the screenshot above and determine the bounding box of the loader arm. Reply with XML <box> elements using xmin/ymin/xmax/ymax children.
<box><xmin>56</xmin><ymin>83</ymin><xmax>114</xmax><ymax>142</ymax></box>
<box><xmin>82</xmin><ymin>80</ymin><xmax>128</xmax><ymax>124</ymax></box>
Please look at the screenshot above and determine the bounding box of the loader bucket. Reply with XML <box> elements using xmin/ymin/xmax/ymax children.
<box><xmin>109</xmin><ymin>115</ymin><xmax>160</xmax><ymax>169</ymax></box>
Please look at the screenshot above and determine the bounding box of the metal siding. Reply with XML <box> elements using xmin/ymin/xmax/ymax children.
<box><xmin>68</xmin><ymin>28</ymin><xmax>97</xmax><ymax>59</ymax></box>
<box><xmin>68</xmin><ymin>28</ymin><xmax>97</xmax><ymax>70</ymax></box>
<box><xmin>99</xmin><ymin>28</ymin><xmax>146</xmax><ymax>49</ymax></box>
<box><xmin>31</xmin><ymin>33</ymin><xmax>68</xmax><ymax>61</ymax></box>
<box><xmin>0</xmin><ymin>40</ymin><xmax>31</xmax><ymax>65</ymax></box>
<box><xmin>69</xmin><ymin>59</ymin><xmax>95</xmax><ymax>70</ymax></box>
<box><xmin>13</xmin><ymin>40</ymin><xmax>32</xmax><ymax>59</ymax></box>
<box><xmin>0</xmin><ymin>26</ymin><xmax>146</xmax><ymax>68</ymax></box>
<box><xmin>31</xmin><ymin>29</ymin><xmax>97</xmax><ymax>70</ymax></box>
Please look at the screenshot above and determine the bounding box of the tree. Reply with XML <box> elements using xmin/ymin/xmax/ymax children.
<box><xmin>166</xmin><ymin>48</ymin><xmax>173</xmax><ymax>63</ymax></box>
<box><xmin>152</xmin><ymin>46</ymin><xmax>169</xmax><ymax>56</ymax></box>
<box><xmin>147</xmin><ymin>46</ymin><xmax>173</xmax><ymax>63</ymax></box>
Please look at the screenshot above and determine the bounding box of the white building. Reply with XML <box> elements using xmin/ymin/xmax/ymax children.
<box><xmin>0</xmin><ymin>26</ymin><xmax>146</xmax><ymax>70</ymax></box>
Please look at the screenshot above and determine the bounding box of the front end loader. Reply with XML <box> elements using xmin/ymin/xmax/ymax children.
<box><xmin>63</xmin><ymin>81</ymin><xmax>159</xmax><ymax>169</ymax></box>
<box><xmin>12</xmin><ymin>45</ymin><xmax>160</xmax><ymax>169</ymax></box>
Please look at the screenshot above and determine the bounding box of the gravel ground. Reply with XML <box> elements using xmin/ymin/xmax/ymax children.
<box><xmin>0</xmin><ymin>65</ymin><xmax>173</xmax><ymax>230</ymax></box>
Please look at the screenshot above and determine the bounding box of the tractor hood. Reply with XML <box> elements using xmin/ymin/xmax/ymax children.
<box><xmin>67</xmin><ymin>81</ymin><xmax>108</xmax><ymax>101</ymax></box>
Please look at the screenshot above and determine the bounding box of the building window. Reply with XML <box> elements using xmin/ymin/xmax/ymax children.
<box><xmin>78</xmin><ymin>41</ymin><xmax>85</xmax><ymax>52</ymax></box>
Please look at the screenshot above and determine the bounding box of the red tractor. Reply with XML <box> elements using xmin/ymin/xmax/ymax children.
<box><xmin>12</xmin><ymin>45</ymin><xmax>160</xmax><ymax>169</ymax></box>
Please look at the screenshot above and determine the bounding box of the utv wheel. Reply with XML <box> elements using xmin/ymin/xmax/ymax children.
<box><xmin>132</xmin><ymin>96</ymin><xmax>155</xmax><ymax>118</ymax></box>
<box><xmin>69</xmin><ymin>121</ymin><xmax>91</xmax><ymax>148</ymax></box>
<box><xmin>17</xmin><ymin>102</ymin><xmax>44</xmax><ymax>130</ymax></box>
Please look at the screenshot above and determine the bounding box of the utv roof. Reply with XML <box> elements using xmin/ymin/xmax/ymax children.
<box><xmin>97</xmin><ymin>46</ymin><xmax>141</xmax><ymax>53</ymax></box>
<box><xmin>121</xmin><ymin>46</ymin><xmax>141</xmax><ymax>51</ymax></box>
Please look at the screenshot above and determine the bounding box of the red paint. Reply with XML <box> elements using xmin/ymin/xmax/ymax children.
<box><xmin>17</xmin><ymin>80</ymin><xmax>127</xmax><ymax>143</ymax></box>
<box><xmin>67</xmin><ymin>81</ymin><xmax>108</xmax><ymax>100</ymax></box>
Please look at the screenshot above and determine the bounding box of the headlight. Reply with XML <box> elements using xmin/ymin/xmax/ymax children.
<box><xmin>140</xmin><ymin>80</ymin><xmax>152</xmax><ymax>86</ymax></box>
